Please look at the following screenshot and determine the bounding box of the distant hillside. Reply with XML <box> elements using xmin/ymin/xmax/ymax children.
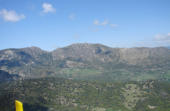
<box><xmin>0</xmin><ymin>43</ymin><xmax>170</xmax><ymax>81</ymax></box>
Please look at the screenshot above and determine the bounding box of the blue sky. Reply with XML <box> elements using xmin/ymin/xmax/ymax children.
<box><xmin>0</xmin><ymin>0</ymin><xmax>170</xmax><ymax>51</ymax></box>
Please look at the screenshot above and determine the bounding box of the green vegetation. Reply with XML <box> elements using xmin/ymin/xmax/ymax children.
<box><xmin>0</xmin><ymin>78</ymin><xmax>170</xmax><ymax>111</ymax></box>
<box><xmin>122</xmin><ymin>84</ymin><xmax>146</xmax><ymax>109</ymax></box>
<box><xmin>0</xmin><ymin>44</ymin><xmax>170</xmax><ymax>111</ymax></box>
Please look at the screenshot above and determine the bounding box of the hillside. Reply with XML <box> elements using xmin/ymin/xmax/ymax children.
<box><xmin>0</xmin><ymin>43</ymin><xmax>170</xmax><ymax>81</ymax></box>
<box><xmin>0</xmin><ymin>78</ymin><xmax>170</xmax><ymax>111</ymax></box>
<box><xmin>0</xmin><ymin>43</ymin><xmax>170</xmax><ymax>111</ymax></box>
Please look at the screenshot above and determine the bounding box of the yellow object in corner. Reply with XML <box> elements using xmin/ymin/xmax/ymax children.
<box><xmin>15</xmin><ymin>100</ymin><xmax>23</xmax><ymax>111</ymax></box>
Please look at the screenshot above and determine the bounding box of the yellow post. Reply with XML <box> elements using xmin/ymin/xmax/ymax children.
<box><xmin>15</xmin><ymin>100</ymin><xmax>23</xmax><ymax>111</ymax></box>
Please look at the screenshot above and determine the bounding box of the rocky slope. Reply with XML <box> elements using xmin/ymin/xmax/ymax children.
<box><xmin>0</xmin><ymin>43</ymin><xmax>170</xmax><ymax>81</ymax></box>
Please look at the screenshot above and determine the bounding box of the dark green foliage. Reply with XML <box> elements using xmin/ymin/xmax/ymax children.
<box><xmin>0</xmin><ymin>78</ymin><xmax>170</xmax><ymax>111</ymax></box>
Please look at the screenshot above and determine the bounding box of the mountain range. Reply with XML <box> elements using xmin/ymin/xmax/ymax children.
<box><xmin>1</xmin><ymin>43</ymin><xmax>170</xmax><ymax>111</ymax></box>
<box><xmin>0</xmin><ymin>43</ymin><xmax>170</xmax><ymax>81</ymax></box>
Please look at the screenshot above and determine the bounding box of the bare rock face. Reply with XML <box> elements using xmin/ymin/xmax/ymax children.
<box><xmin>52</xmin><ymin>44</ymin><xmax>170</xmax><ymax>66</ymax></box>
<box><xmin>118</xmin><ymin>47</ymin><xmax>170</xmax><ymax>65</ymax></box>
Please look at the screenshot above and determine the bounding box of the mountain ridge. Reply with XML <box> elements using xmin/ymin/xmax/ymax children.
<box><xmin>0</xmin><ymin>43</ymin><xmax>169</xmax><ymax>52</ymax></box>
<box><xmin>0</xmin><ymin>43</ymin><xmax>170</xmax><ymax>81</ymax></box>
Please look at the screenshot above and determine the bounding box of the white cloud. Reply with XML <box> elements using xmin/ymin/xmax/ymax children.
<box><xmin>154</xmin><ymin>33</ymin><xmax>170</xmax><ymax>41</ymax></box>
<box><xmin>42</xmin><ymin>3</ymin><xmax>56</xmax><ymax>13</ymax></box>
<box><xmin>94</xmin><ymin>20</ymin><xmax>100</xmax><ymax>25</ymax></box>
<box><xmin>94</xmin><ymin>19</ymin><xmax>108</xmax><ymax>26</ymax></box>
<box><xmin>101</xmin><ymin>20</ymin><xmax>109</xmax><ymax>26</ymax></box>
<box><xmin>69</xmin><ymin>13</ymin><xmax>75</xmax><ymax>20</ymax></box>
<box><xmin>92</xmin><ymin>28</ymin><xmax>99</xmax><ymax>32</ymax></box>
<box><xmin>93</xmin><ymin>19</ymin><xmax>118</xmax><ymax>28</ymax></box>
<box><xmin>168</xmin><ymin>33</ymin><xmax>170</xmax><ymax>36</ymax></box>
<box><xmin>110</xmin><ymin>24</ymin><xmax>118</xmax><ymax>28</ymax></box>
<box><xmin>0</xmin><ymin>9</ymin><xmax>25</xmax><ymax>22</ymax></box>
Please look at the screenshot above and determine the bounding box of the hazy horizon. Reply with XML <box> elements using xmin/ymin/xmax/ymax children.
<box><xmin>1</xmin><ymin>0</ymin><xmax>170</xmax><ymax>50</ymax></box>
<box><xmin>0</xmin><ymin>42</ymin><xmax>169</xmax><ymax>52</ymax></box>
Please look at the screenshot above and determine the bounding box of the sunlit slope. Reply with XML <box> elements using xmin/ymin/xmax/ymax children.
<box><xmin>0</xmin><ymin>43</ymin><xmax>170</xmax><ymax>81</ymax></box>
